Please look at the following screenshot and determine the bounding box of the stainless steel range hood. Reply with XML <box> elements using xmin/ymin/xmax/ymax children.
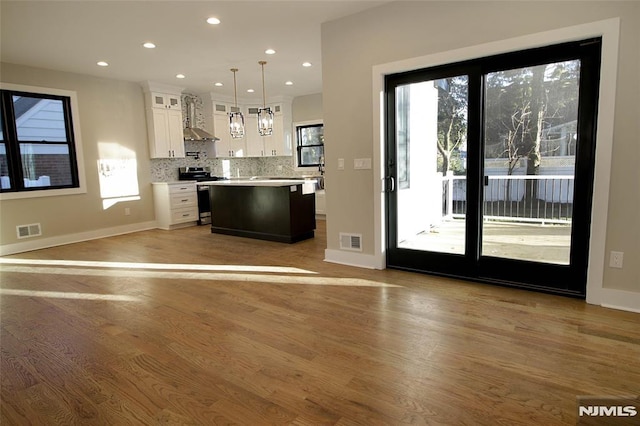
<box><xmin>183</xmin><ymin>125</ymin><xmax>218</xmax><ymax>141</ymax></box>
<box><xmin>183</xmin><ymin>95</ymin><xmax>219</xmax><ymax>141</ymax></box>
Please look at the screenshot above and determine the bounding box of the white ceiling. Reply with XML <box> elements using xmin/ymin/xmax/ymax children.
<box><xmin>1</xmin><ymin>1</ymin><xmax>385</xmax><ymax>100</ymax></box>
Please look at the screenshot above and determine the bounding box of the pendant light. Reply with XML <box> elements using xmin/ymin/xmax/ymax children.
<box><xmin>229</xmin><ymin>68</ymin><xmax>245</xmax><ymax>139</ymax></box>
<box><xmin>257</xmin><ymin>61</ymin><xmax>273</xmax><ymax>136</ymax></box>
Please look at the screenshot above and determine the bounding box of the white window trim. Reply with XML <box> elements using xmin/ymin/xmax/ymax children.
<box><xmin>0</xmin><ymin>82</ymin><xmax>87</xmax><ymax>200</ymax></box>
<box><xmin>293</xmin><ymin>119</ymin><xmax>324</xmax><ymax>172</ymax></box>
<box><xmin>372</xmin><ymin>18</ymin><xmax>627</xmax><ymax>309</ymax></box>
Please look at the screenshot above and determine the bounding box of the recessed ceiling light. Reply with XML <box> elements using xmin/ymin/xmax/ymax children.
<box><xmin>214</xmin><ymin>82</ymin><xmax>223</xmax><ymax>87</ymax></box>
<box><xmin>97</xmin><ymin>61</ymin><xmax>109</xmax><ymax>67</ymax></box>
<box><xmin>302</xmin><ymin>62</ymin><xmax>312</xmax><ymax>67</ymax></box>
<box><xmin>176</xmin><ymin>74</ymin><xmax>186</xmax><ymax>79</ymax></box>
<box><xmin>143</xmin><ymin>42</ymin><xmax>156</xmax><ymax>49</ymax></box>
<box><xmin>247</xmin><ymin>89</ymin><xmax>255</xmax><ymax>93</ymax></box>
<box><xmin>285</xmin><ymin>81</ymin><xmax>293</xmax><ymax>86</ymax></box>
<box><xmin>265</xmin><ymin>49</ymin><xmax>276</xmax><ymax>55</ymax></box>
<box><xmin>207</xmin><ymin>17</ymin><xmax>221</xmax><ymax>25</ymax></box>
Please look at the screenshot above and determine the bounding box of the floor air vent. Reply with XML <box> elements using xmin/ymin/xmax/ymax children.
<box><xmin>16</xmin><ymin>223</ymin><xmax>42</xmax><ymax>239</ymax></box>
<box><xmin>340</xmin><ymin>233</ymin><xmax>362</xmax><ymax>252</ymax></box>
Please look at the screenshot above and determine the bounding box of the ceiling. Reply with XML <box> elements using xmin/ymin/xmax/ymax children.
<box><xmin>1</xmin><ymin>1</ymin><xmax>385</xmax><ymax>100</ymax></box>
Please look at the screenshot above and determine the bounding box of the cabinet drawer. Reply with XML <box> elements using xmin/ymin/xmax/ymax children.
<box><xmin>169</xmin><ymin>183</ymin><xmax>196</xmax><ymax>194</ymax></box>
<box><xmin>171</xmin><ymin>207</ymin><xmax>198</xmax><ymax>223</ymax></box>
<box><xmin>170</xmin><ymin>193</ymin><xmax>197</xmax><ymax>208</ymax></box>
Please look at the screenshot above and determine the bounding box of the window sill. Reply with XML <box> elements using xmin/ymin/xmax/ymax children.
<box><xmin>0</xmin><ymin>186</ymin><xmax>87</xmax><ymax>201</ymax></box>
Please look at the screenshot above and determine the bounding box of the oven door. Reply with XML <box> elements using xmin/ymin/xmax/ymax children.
<box><xmin>197</xmin><ymin>185</ymin><xmax>211</xmax><ymax>225</ymax></box>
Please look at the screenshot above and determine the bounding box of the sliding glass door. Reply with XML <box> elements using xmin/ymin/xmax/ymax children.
<box><xmin>386</xmin><ymin>39</ymin><xmax>601</xmax><ymax>296</ymax></box>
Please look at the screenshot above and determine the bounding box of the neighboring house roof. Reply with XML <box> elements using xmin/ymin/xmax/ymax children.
<box><xmin>12</xmin><ymin>96</ymin><xmax>40</xmax><ymax>119</ymax></box>
<box><xmin>13</xmin><ymin>96</ymin><xmax>67</xmax><ymax>142</ymax></box>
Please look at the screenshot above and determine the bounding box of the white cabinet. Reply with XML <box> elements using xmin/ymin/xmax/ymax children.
<box><xmin>141</xmin><ymin>82</ymin><xmax>186</xmax><ymax>159</ymax></box>
<box><xmin>263</xmin><ymin>105</ymin><xmax>286</xmax><ymax>156</ymax></box>
<box><xmin>240</xmin><ymin>104</ymin><xmax>291</xmax><ymax>157</ymax></box>
<box><xmin>148</xmin><ymin>108</ymin><xmax>185</xmax><ymax>158</ymax></box>
<box><xmin>211</xmin><ymin>103</ymin><xmax>245</xmax><ymax>158</ymax></box>
<box><xmin>244</xmin><ymin>108</ymin><xmax>263</xmax><ymax>157</ymax></box>
<box><xmin>315</xmin><ymin>189</ymin><xmax>326</xmax><ymax>215</ymax></box>
<box><xmin>205</xmin><ymin>93</ymin><xmax>292</xmax><ymax>158</ymax></box>
<box><xmin>152</xmin><ymin>182</ymin><xmax>198</xmax><ymax>230</ymax></box>
<box><xmin>150</xmin><ymin>92</ymin><xmax>181</xmax><ymax>110</ymax></box>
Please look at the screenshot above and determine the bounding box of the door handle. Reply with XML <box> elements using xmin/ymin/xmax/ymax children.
<box><xmin>484</xmin><ymin>176</ymin><xmax>489</xmax><ymax>186</ymax></box>
<box><xmin>386</xmin><ymin>176</ymin><xmax>395</xmax><ymax>192</ymax></box>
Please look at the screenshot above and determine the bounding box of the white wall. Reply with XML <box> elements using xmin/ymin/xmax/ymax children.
<box><xmin>0</xmin><ymin>62</ymin><xmax>156</xmax><ymax>253</ymax></box>
<box><xmin>292</xmin><ymin>93</ymin><xmax>323</xmax><ymax>123</ymax></box>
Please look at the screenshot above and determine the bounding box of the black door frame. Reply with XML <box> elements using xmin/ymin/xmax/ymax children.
<box><xmin>385</xmin><ymin>38</ymin><xmax>602</xmax><ymax>297</ymax></box>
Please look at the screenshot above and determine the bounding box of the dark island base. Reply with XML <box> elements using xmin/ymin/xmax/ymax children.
<box><xmin>211</xmin><ymin>226</ymin><xmax>314</xmax><ymax>243</ymax></box>
<box><xmin>209</xmin><ymin>183</ymin><xmax>316</xmax><ymax>244</ymax></box>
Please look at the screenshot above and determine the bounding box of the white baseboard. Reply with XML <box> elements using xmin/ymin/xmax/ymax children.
<box><xmin>597</xmin><ymin>288</ymin><xmax>640</xmax><ymax>314</ymax></box>
<box><xmin>0</xmin><ymin>221</ymin><xmax>158</xmax><ymax>256</ymax></box>
<box><xmin>324</xmin><ymin>248</ymin><xmax>640</xmax><ymax>313</ymax></box>
<box><xmin>324</xmin><ymin>249</ymin><xmax>385</xmax><ymax>270</ymax></box>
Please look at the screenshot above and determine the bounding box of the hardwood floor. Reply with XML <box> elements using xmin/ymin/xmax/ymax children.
<box><xmin>1</xmin><ymin>220</ymin><xmax>639</xmax><ymax>425</ymax></box>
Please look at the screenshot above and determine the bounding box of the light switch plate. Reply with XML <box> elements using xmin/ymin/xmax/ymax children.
<box><xmin>354</xmin><ymin>158</ymin><xmax>372</xmax><ymax>170</ymax></box>
<box><xmin>338</xmin><ymin>158</ymin><xmax>345</xmax><ymax>170</ymax></box>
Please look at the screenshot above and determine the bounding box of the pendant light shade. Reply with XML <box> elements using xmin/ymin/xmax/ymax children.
<box><xmin>229</xmin><ymin>68</ymin><xmax>245</xmax><ymax>139</ymax></box>
<box><xmin>257</xmin><ymin>61</ymin><xmax>273</xmax><ymax>136</ymax></box>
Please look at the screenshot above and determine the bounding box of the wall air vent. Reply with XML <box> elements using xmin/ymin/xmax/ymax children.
<box><xmin>16</xmin><ymin>223</ymin><xmax>42</xmax><ymax>239</ymax></box>
<box><xmin>215</xmin><ymin>104</ymin><xmax>227</xmax><ymax>112</ymax></box>
<box><xmin>339</xmin><ymin>233</ymin><xmax>362</xmax><ymax>252</ymax></box>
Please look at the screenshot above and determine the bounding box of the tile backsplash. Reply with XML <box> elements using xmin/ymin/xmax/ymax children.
<box><xmin>150</xmin><ymin>149</ymin><xmax>319</xmax><ymax>182</ymax></box>
<box><xmin>182</xmin><ymin>93</ymin><xmax>207</xmax><ymax>130</ymax></box>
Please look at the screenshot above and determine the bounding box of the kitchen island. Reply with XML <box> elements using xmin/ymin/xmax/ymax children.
<box><xmin>198</xmin><ymin>179</ymin><xmax>316</xmax><ymax>243</ymax></box>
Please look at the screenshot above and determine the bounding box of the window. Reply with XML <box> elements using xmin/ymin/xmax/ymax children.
<box><xmin>0</xmin><ymin>89</ymin><xmax>80</xmax><ymax>194</ymax></box>
<box><xmin>296</xmin><ymin>123</ymin><xmax>324</xmax><ymax>167</ymax></box>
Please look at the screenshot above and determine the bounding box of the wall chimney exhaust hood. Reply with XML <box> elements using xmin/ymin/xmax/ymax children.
<box><xmin>183</xmin><ymin>95</ymin><xmax>219</xmax><ymax>141</ymax></box>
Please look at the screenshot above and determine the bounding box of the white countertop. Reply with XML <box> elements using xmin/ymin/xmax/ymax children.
<box><xmin>198</xmin><ymin>179</ymin><xmax>317</xmax><ymax>194</ymax></box>
<box><xmin>151</xmin><ymin>181</ymin><xmax>196</xmax><ymax>185</ymax></box>
<box><xmin>197</xmin><ymin>179</ymin><xmax>312</xmax><ymax>187</ymax></box>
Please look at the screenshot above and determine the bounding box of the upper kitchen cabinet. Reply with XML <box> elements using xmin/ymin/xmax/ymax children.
<box><xmin>208</xmin><ymin>102</ymin><xmax>246</xmax><ymax>158</ymax></box>
<box><xmin>150</xmin><ymin>92</ymin><xmax>181</xmax><ymax>110</ymax></box>
<box><xmin>244</xmin><ymin>108</ymin><xmax>262</xmax><ymax>157</ymax></box>
<box><xmin>141</xmin><ymin>82</ymin><xmax>185</xmax><ymax>158</ymax></box>
<box><xmin>244</xmin><ymin>103</ymin><xmax>290</xmax><ymax>157</ymax></box>
<box><xmin>205</xmin><ymin>95</ymin><xmax>292</xmax><ymax>158</ymax></box>
<box><xmin>262</xmin><ymin>103</ymin><xmax>291</xmax><ymax>157</ymax></box>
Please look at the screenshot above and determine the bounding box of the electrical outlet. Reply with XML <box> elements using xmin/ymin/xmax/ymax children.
<box><xmin>609</xmin><ymin>251</ymin><xmax>624</xmax><ymax>269</ymax></box>
<box><xmin>124</xmin><ymin>207</ymin><xmax>131</xmax><ymax>216</ymax></box>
